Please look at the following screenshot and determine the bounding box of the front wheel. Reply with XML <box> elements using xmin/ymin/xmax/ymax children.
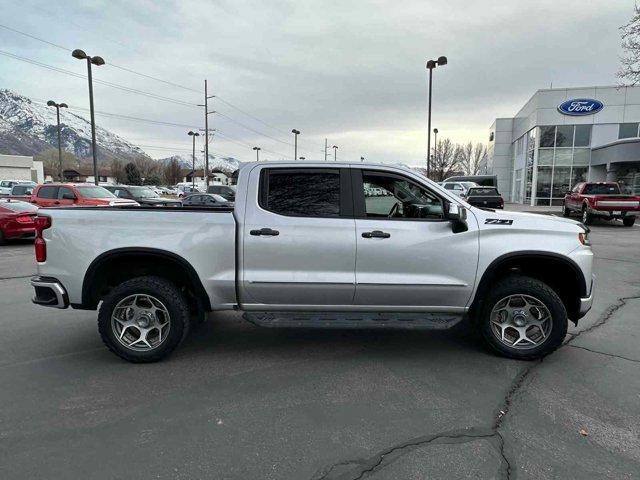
<box><xmin>581</xmin><ymin>206</ymin><xmax>593</xmax><ymax>225</ymax></box>
<box><xmin>97</xmin><ymin>276</ymin><xmax>191</xmax><ymax>363</ymax></box>
<box><xmin>623</xmin><ymin>216</ymin><xmax>636</xmax><ymax>227</ymax></box>
<box><xmin>477</xmin><ymin>275</ymin><xmax>568</xmax><ymax>360</ymax></box>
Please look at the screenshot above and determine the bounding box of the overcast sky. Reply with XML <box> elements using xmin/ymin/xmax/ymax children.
<box><xmin>0</xmin><ymin>0</ymin><xmax>634</xmax><ymax>165</ymax></box>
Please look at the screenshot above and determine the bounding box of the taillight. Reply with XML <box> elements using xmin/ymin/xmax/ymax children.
<box><xmin>34</xmin><ymin>215</ymin><xmax>52</xmax><ymax>263</ymax></box>
<box><xmin>15</xmin><ymin>214</ymin><xmax>35</xmax><ymax>224</ymax></box>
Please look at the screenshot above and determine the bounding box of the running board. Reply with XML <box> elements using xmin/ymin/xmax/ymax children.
<box><xmin>242</xmin><ymin>311</ymin><xmax>463</xmax><ymax>330</ymax></box>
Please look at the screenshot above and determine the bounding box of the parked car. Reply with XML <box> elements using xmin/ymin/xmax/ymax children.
<box><xmin>8</xmin><ymin>183</ymin><xmax>36</xmax><ymax>201</ymax></box>
<box><xmin>103</xmin><ymin>185</ymin><xmax>182</xmax><ymax>207</ymax></box>
<box><xmin>464</xmin><ymin>186</ymin><xmax>504</xmax><ymax>209</ymax></box>
<box><xmin>182</xmin><ymin>193</ymin><xmax>233</xmax><ymax>207</ymax></box>
<box><xmin>0</xmin><ymin>199</ymin><xmax>38</xmax><ymax>244</ymax></box>
<box><xmin>176</xmin><ymin>185</ymin><xmax>201</xmax><ymax>198</ymax></box>
<box><xmin>206</xmin><ymin>185</ymin><xmax>236</xmax><ymax>201</ymax></box>
<box><xmin>0</xmin><ymin>180</ymin><xmax>36</xmax><ymax>196</ymax></box>
<box><xmin>563</xmin><ymin>182</ymin><xmax>639</xmax><ymax>226</ymax></box>
<box><xmin>441</xmin><ymin>181</ymin><xmax>478</xmax><ymax>197</ymax></box>
<box><xmin>158</xmin><ymin>186</ymin><xmax>178</xmax><ymax>195</ymax></box>
<box><xmin>30</xmin><ymin>162</ymin><xmax>594</xmax><ymax>363</ymax></box>
<box><xmin>30</xmin><ymin>183</ymin><xmax>139</xmax><ymax>207</ymax></box>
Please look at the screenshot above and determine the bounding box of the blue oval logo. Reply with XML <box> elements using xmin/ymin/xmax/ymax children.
<box><xmin>557</xmin><ymin>98</ymin><xmax>603</xmax><ymax>116</ymax></box>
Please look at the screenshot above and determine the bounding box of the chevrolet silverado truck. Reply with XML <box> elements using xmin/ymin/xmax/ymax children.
<box><xmin>30</xmin><ymin>162</ymin><xmax>594</xmax><ymax>363</ymax></box>
<box><xmin>563</xmin><ymin>181</ymin><xmax>639</xmax><ymax>226</ymax></box>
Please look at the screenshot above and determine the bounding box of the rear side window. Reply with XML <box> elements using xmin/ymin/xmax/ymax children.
<box><xmin>260</xmin><ymin>169</ymin><xmax>341</xmax><ymax>217</ymax></box>
<box><xmin>469</xmin><ymin>188</ymin><xmax>499</xmax><ymax>196</ymax></box>
<box><xmin>37</xmin><ymin>186</ymin><xmax>58</xmax><ymax>199</ymax></box>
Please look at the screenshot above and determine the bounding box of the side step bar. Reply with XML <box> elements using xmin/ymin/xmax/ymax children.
<box><xmin>243</xmin><ymin>311</ymin><xmax>463</xmax><ymax>330</ymax></box>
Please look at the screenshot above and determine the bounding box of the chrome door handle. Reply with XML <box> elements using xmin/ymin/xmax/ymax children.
<box><xmin>250</xmin><ymin>228</ymin><xmax>280</xmax><ymax>236</ymax></box>
<box><xmin>362</xmin><ymin>230</ymin><xmax>390</xmax><ymax>239</ymax></box>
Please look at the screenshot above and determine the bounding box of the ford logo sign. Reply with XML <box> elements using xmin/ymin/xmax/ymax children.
<box><xmin>557</xmin><ymin>98</ymin><xmax>603</xmax><ymax>116</ymax></box>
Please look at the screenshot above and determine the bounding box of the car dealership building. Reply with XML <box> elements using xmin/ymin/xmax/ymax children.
<box><xmin>485</xmin><ymin>85</ymin><xmax>640</xmax><ymax>205</ymax></box>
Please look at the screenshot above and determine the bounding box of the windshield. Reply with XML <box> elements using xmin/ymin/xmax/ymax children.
<box><xmin>1</xmin><ymin>181</ymin><xmax>15</xmax><ymax>188</ymax></box>
<box><xmin>75</xmin><ymin>186</ymin><xmax>116</xmax><ymax>198</ymax></box>
<box><xmin>0</xmin><ymin>200</ymin><xmax>38</xmax><ymax>212</ymax></box>
<box><xmin>583</xmin><ymin>183</ymin><xmax>621</xmax><ymax>195</ymax></box>
<box><xmin>127</xmin><ymin>186</ymin><xmax>160</xmax><ymax>198</ymax></box>
<box><xmin>461</xmin><ymin>182</ymin><xmax>478</xmax><ymax>189</ymax></box>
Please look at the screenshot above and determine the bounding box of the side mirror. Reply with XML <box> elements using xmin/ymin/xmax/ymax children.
<box><xmin>444</xmin><ymin>201</ymin><xmax>468</xmax><ymax>233</ymax></box>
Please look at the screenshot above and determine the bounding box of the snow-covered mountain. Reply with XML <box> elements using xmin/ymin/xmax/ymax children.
<box><xmin>0</xmin><ymin>89</ymin><xmax>147</xmax><ymax>162</ymax></box>
<box><xmin>158</xmin><ymin>154</ymin><xmax>242</xmax><ymax>174</ymax></box>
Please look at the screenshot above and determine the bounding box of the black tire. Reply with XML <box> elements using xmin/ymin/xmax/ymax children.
<box><xmin>98</xmin><ymin>276</ymin><xmax>190</xmax><ymax>363</ymax></box>
<box><xmin>562</xmin><ymin>202</ymin><xmax>571</xmax><ymax>217</ymax></box>
<box><xmin>623</xmin><ymin>216</ymin><xmax>636</xmax><ymax>227</ymax></box>
<box><xmin>477</xmin><ymin>275</ymin><xmax>568</xmax><ymax>360</ymax></box>
<box><xmin>581</xmin><ymin>206</ymin><xmax>593</xmax><ymax>225</ymax></box>
<box><xmin>0</xmin><ymin>229</ymin><xmax>6</xmax><ymax>245</ymax></box>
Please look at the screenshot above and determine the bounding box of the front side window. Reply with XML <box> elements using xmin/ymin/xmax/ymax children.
<box><xmin>261</xmin><ymin>169</ymin><xmax>341</xmax><ymax>217</ymax></box>
<box><xmin>361</xmin><ymin>171</ymin><xmax>443</xmax><ymax>220</ymax></box>
<box><xmin>76</xmin><ymin>186</ymin><xmax>116</xmax><ymax>199</ymax></box>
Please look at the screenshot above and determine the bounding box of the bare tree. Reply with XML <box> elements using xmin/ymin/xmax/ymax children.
<box><xmin>110</xmin><ymin>158</ymin><xmax>127</xmax><ymax>184</ymax></box>
<box><xmin>133</xmin><ymin>156</ymin><xmax>160</xmax><ymax>182</ymax></box>
<box><xmin>457</xmin><ymin>142</ymin><xmax>487</xmax><ymax>175</ymax></box>
<box><xmin>35</xmin><ymin>148</ymin><xmax>79</xmax><ymax>179</ymax></box>
<box><xmin>618</xmin><ymin>4</ymin><xmax>640</xmax><ymax>85</ymax></box>
<box><xmin>163</xmin><ymin>158</ymin><xmax>182</xmax><ymax>186</ymax></box>
<box><xmin>430</xmin><ymin>138</ymin><xmax>460</xmax><ymax>181</ymax></box>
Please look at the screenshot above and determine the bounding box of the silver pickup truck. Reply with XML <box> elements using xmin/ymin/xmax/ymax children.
<box><xmin>30</xmin><ymin>162</ymin><xmax>594</xmax><ymax>363</ymax></box>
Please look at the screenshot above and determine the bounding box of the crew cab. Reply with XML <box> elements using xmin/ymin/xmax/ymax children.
<box><xmin>0</xmin><ymin>180</ymin><xmax>36</xmax><ymax>196</ymax></box>
<box><xmin>30</xmin><ymin>183</ymin><xmax>138</xmax><ymax>208</ymax></box>
<box><xmin>563</xmin><ymin>182</ymin><xmax>639</xmax><ymax>226</ymax></box>
<box><xmin>30</xmin><ymin>162</ymin><xmax>594</xmax><ymax>363</ymax></box>
<box><xmin>7</xmin><ymin>183</ymin><xmax>36</xmax><ymax>201</ymax></box>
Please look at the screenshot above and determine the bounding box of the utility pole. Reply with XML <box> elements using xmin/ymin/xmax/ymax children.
<box><xmin>199</xmin><ymin>80</ymin><xmax>215</xmax><ymax>189</ymax></box>
<box><xmin>188</xmin><ymin>131</ymin><xmax>200</xmax><ymax>190</ymax></box>
<box><xmin>324</xmin><ymin>138</ymin><xmax>328</xmax><ymax>161</ymax></box>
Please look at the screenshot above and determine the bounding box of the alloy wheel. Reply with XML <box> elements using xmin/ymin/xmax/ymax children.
<box><xmin>111</xmin><ymin>294</ymin><xmax>171</xmax><ymax>351</ymax></box>
<box><xmin>490</xmin><ymin>294</ymin><xmax>553</xmax><ymax>349</ymax></box>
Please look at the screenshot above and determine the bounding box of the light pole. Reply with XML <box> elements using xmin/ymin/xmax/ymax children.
<box><xmin>72</xmin><ymin>49</ymin><xmax>105</xmax><ymax>185</ymax></box>
<box><xmin>46</xmin><ymin>100</ymin><xmax>68</xmax><ymax>181</ymax></box>
<box><xmin>360</xmin><ymin>156</ymin><xmax>365</xmax><ymax>162</ymax></box>
<box><xmin>332</xmin><ymin>145</ymin><xmax>338</xmax><ymax>161</ymax></box>
<box><xmin>433</xmin><ymin>128</ymin><xmax>438</xmax><ymax>166</ymax></box>
<box><xmin>299</xmin><ymin>156</ymin><xmax>305</xmax><ymax>161</ymax></box>
<box><xmin>291</xmin><ymin>129</ymin><xmax>300</xmax><ymax>160</ymax></box>
<box><xmin>188</xmin><ymin>131</ymin><xmax>200</xmax><ymax>189</ymax></box>
<box><xmin>253</xmin><ymin>146</ymin><xmax>261</xmax><ymax>162</ymax></box>
<box><xmin>426</xmin><ymin>56</ymin><xmax>447</xmax><ymax>178</ymax></box>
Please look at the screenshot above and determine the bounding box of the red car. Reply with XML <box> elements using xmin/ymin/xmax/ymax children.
<box><xmin>563</xmin><ymin>182</ymin><xmax>639</xmax><ymax>226</ymax></box>
<box><xmin>0</xmin><ymin>199</ymin><xmax>38</xmax><ymax>244</ymax></box>
<box><xmin>30</xmin><ymin>183</ymin><xmax>138</xmax><ymax>207</ymax></box>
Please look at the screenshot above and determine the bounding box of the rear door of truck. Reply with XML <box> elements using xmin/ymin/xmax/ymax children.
<box><xmin>240</xmin><ymin>166</ymin><xmax>356</xmax><ymax>307</ymax></box>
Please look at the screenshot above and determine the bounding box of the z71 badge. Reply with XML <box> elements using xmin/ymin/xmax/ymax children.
<box><xmin>485</xmin><ymin>219</ymin><xmax>513</xmax><ymax>225</ymax></box>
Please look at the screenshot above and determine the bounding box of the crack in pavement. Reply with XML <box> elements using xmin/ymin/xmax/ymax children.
<box><xmin>313</xmin><ymin>294</ymin><xmax>640</xmax><ymax>480</ymax></box>
<box><xmin>567</xmin><ymin>344</ymin><xmax>640</xmax><ymax>364</ymax></box>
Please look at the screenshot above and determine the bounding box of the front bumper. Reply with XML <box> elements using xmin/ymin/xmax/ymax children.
<box><xmin>578</xmin><ymin>274</ymin><xmax>595</xmax><ymax>317</ymax></box>
<box><xmin>31</xmin><ymin>276</ymin><xmax>69</xmax><ymax>309</ymax></box>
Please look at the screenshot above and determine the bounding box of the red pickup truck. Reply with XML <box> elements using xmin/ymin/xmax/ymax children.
<box><xmin>563</xmin><ymin>182</ymin><xmax>639</xmax><ymax>226</ymax></box>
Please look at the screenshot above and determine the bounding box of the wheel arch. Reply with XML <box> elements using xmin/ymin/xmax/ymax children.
<box><xmin>470</xmin><ymin>251</ymin><xmax>587</xmax><ymax>324</ymax></box>
<box><xmin>78</xmin><ymin>247</ymin><xmax>212</xmax><ymax>312</ymax></box>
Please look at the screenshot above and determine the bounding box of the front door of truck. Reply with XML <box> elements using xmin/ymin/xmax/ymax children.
<box><xmin>352</xmin><ymin>169</ymin><xmax>479</xmax><ymax>309</ymax></box>
<box><xmin>242</xmin><ymin>167</ymin><xmax>356</xmax><ymax>307</ymax></box>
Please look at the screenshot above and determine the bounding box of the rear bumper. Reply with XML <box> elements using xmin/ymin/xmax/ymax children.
<box><xmin>578</xmin><ymin>275</ymin><xmax>595</xmax><ymax>318</ymax></box>
<box><xmin>31</xmin><ymin>276</ymin><xmax>69</xmax><ymax>309</ymax></box>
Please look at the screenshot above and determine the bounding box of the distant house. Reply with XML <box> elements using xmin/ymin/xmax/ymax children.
<box><xmin>0</xmin><ymin>154</ymin><xmax>44</xmax><ymax>183</ymax></box>
<box><xmin>44</xmin><ymin>166</ymin><xmax>116</xmax><ymax>184</ymax></box>
<box><xmin>181</xmin><ymin>168</ymin><xmax>229</xmax><ymax>186</ymax></box>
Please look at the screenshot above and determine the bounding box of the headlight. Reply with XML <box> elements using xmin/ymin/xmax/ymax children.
<box><xmin>578</xmin><ymin>232</ymin><xmax>590</xmax><ymax>246</ymax></box>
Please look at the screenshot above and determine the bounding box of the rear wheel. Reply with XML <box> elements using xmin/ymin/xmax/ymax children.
<box><xmin>562</xmin><ymin>202</ymin><xmax>571</xmax><ymax>217</ymax></box>
<box><xmin>581</xmin><ymin>206</ymin><xmax>593</xmax><ymax>225</ymax></box>
<box><xmin>98</xmin><ymin>276</ymin><xmax>190</xmax><ymax>363</ymax></box>
<box><xmin>623</xmin><ymin>216</ymin><xmax>636</xmax><ymax>227</ymax></box>
<box><xmin>477</xmin><ymin>275</ymin><xmax>567</xmax><ymax>360</ymax></box>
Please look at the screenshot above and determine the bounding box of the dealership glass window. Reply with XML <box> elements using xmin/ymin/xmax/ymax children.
<box><xmin>525</xmin><ymin>129</ymin><xmax>536</xmax><ymax>203</ymax></box>
<box><xmin>618</xmin><ymin>123</ymin><xmax>639</xmax><ymax>139</ymax></box>
<box><xmin>573</xmin><ymin>148</ymin><xmax>590</xmax><ymax>166</ymax></box>
<box><xmin>539</xmin><ymin>126</ymin><xmax>556</xmax><ymax>148</ymax></box>
<box><xmin>555</xmin><ymin>126</ymin><xmax>574</xmax><ymax>148</ymax></box>
<box><xmin>513</xmin><ymin>169</ymin><xmax>523</xmax><ymax>203</ymax></box>
<box><xmin>570</xmin><ymin>167</ymin><xmax>588</xmax><ymax>188</ymax></box>
<box><xmin>537</xmin><ymin>149</ymin><xmax>554</xmax><ymax>166</ymax></box>
<box><xmin>554</xmin><ymin>149</ymin><xmax>573</xmax><ymax>166</ymax></box>
<box><xmin>552</xmin><ymin>167</ymin><xmax>572</xmax><ymax>199</ymax></box>
<box><xmin>535</xmin><ymin>166</ymin><xmax>552</xmax><ymax>206</ymax></box>
<box><xmin>574</xmin><ymin>125</ymin><xmax>591</xmax><ymax>147</ymax></box>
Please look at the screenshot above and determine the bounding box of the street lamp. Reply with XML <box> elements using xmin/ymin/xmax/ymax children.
<box><xmin>72</xmin><ymin>49</ymin><xmax>105</xmax><ymax>185</ymax></box>
<box><xmin>426</xmin><ymin>56</ymin><xmax>447</xmax><ymax>178</ymax></box>
<box><xmin>291</xmin><ymin>129</ymin><xmax>300</xmax><ymax>160</ymax></box>
<box><xmin>299</xmin><ymin>156</ymin><xmax>305</xmax><ymax>161</ymax></box>
<box><xmin>253</xmin><ymin>146</ymin><xmax>261</xmax><ymax>162</ymax></box>
<box><xmin>433</xmin><ymin>128</ymin><xmax>438</xmax><ymax>165</ymax></box>
<box><xmin>46</xmin><ymin>100</ymin><xmax>68</xmax><ymax>181</ymax></box>
<box><xmin>360</xmin><ymin>156</ymin><xmax>365</xmax><ymax>162</ymax></box>
<box><xmin>332</xmin><ymin>145</ymin><xmax>338</xmax><ymax>161</ymax></box>
<box><xmin>188</xmin><ymin>131</ymin><xmax>200</xmax><ymax>189</ymax></box>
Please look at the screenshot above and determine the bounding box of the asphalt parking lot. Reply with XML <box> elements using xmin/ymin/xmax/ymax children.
<box><xmin>1</xmin><ymin>213</ymin><xmax>639</xmax><ymax>479</ymax></box>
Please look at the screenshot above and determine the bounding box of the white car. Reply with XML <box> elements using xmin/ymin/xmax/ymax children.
<box><xmin>441</xmin><ymin>181</ymin><xmax>478</xmax><ymax>198</ymax></box>
<box><xmin>0</xmin><ymin>180</ymin><xmax>36</xmax><ymax>196</ymax></box>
